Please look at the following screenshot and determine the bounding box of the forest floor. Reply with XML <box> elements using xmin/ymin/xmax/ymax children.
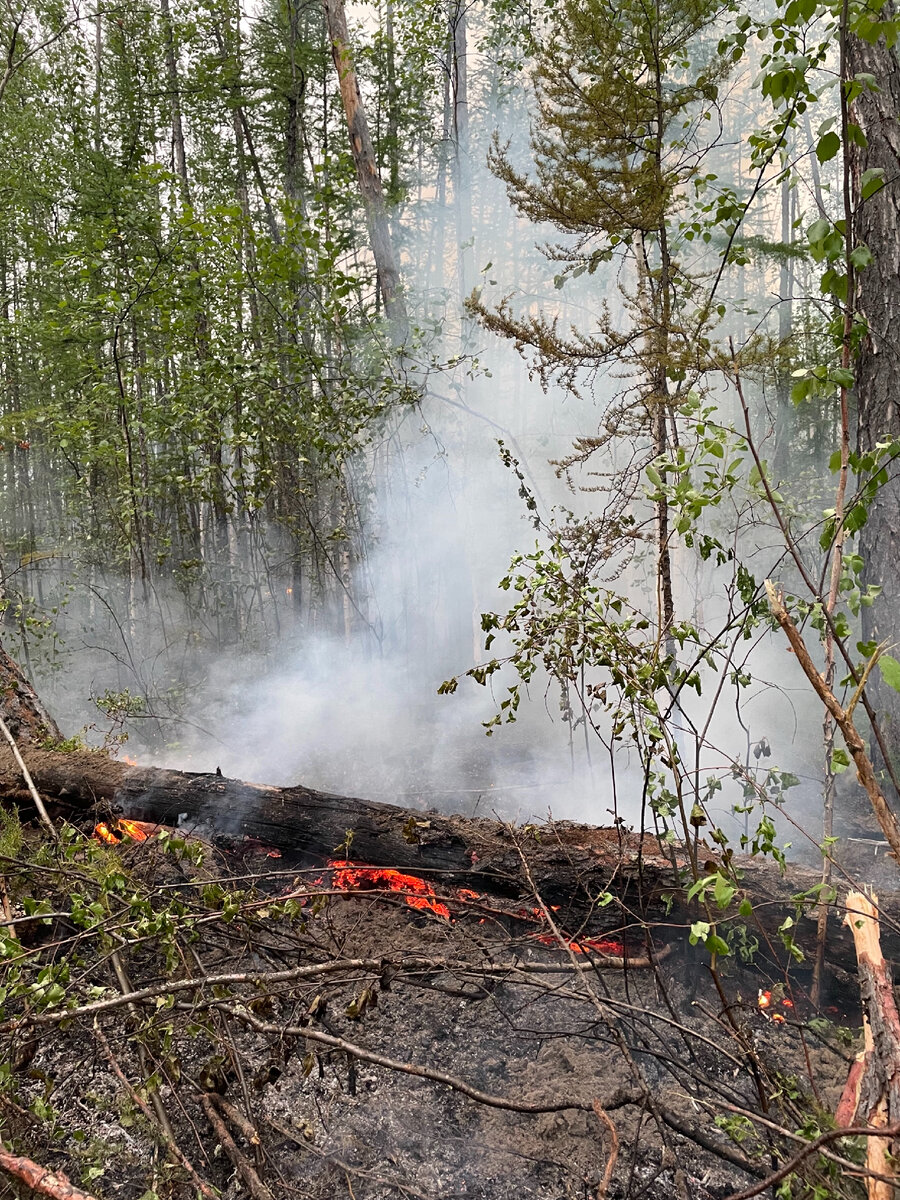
<box><xmin>0</xmin><ymin>823</ymin><xmax>864</xmax><ymax>1200</ymax></box>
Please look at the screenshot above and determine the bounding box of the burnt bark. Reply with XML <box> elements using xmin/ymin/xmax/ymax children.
<box><xmin>851</xmin><ymin>13</ymin><xmax>900</xmax><ymax>764</ymax></box>
<box><xmin>0</xmin><ymin>744</ymin><xmax>898</xmax><ymax>975</ymax></box>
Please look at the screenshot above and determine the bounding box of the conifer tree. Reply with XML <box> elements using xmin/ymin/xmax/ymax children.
<box><xmin>470</xmin><ymin>0</ymin><xmax>732</xmax><ymax>643</ymax></box>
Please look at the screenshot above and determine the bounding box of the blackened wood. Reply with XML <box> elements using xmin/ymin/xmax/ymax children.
<box><xmin>0</xmin><ymin>746</ymin><xmax>898</xmax><ymax>975</ymax></box>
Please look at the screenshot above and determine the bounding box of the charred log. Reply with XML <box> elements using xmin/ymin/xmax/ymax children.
<box><xmin>0</xmin><ymin>745</ymin><xmax>897</xmax><ymax>975</ymax></box>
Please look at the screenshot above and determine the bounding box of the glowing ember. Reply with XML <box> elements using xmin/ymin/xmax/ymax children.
<box><xmin>536</xmin><ymin>933</ymin><xmax>626</xmax><ymax>957</ymax></box>
<box><xmin>119</xmin><ymin>755</ymin><xmax>138</xmax><ymax>766</ymax></box>
<box><xmin>93</xmin><ymin>818</ymin><xmax>157</xmax><ymax>845</ymax></box>
<box><xmin>94</xmin><ymin>822</ymin><xmax>119</xmax><ymax>845</ymax></box>
<box><xmin>757</xmin><ymin>990</ymin><xmax>790</xmax><ymax>1023</ymax></box>
<box><xmin>329</xmin><ymin>860</ymin><xmax>450</xmax><ymax>920</ymax></box>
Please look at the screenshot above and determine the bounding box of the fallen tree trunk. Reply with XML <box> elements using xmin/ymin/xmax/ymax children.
<box><xmin>0</xmin><ymin>744</ymin><xmax>897</xmax><ymax>975</ymax></box>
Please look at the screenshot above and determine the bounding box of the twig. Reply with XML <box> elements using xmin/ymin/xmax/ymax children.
<box><xmin>593</xmin><ymin>1101</ymin><xmax>619</xmax><ymax>1199</ymax></box>
<box><xmin>0</xmin><ymin>876</ymin><xmax>14</xmax><ymax>938</ymax></box>
<box><xmin>0</xmin><ymin>714</ymin><xmax>55</xmax><ymax>837</ymax></box>
<box><xmin>5</xmin><ymin>955</ymin><xmax>446</xmax><ymax>1029</ymax></box>
<box><xmin>723</xmin><ymin>1122</ymin><xmax>900</xmax><ymax>1200</ymax></box>
<box><xmin>764</xmin><ymin>580</ymin><xmax>900</xmax><ymax>859</ymax></box>
<box><xmin>94</xmin><ymin>1023</ymin><xmax>219</xmax><ymax>1200</ymax></box>
<box><xmin>0</xmin><ymin>1145</ymin><xmax>99</xmax><ymax>1200</ymax></box>
<box><xmin>222</xmin><ymin>1001</ymin><xmax>632</xmax><ymax>1115</ymax></box>
<box><xmin>267</xmin><ymin>1118</ymin><xmax>434</xmax><ymax>1200</ymax></box>
<box><xmin>208</xmin><ymin>1094</ymin><xmax>262</xmax><ymax>1150</ymax></box>
<box><xmin>200</xmin><ymin>1093</ymin><xmax>274</xmax><ymax>1200</ymax></box>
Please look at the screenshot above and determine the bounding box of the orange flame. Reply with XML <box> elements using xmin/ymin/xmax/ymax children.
<box><xmin>536</xmin><ymin>933</ymin><xmax>626</xmax><ymax>957</ymax></box>
<box><xmin>329</xmin><ymin>860</ymin><xmax>450</xmax><ymax>920</ymax></box>
<box><xmin>757</xmin><ymin>990</ymin><xmax>789</xmax><ymax>1023</ymax></box>
<box><xmin>93</xmin><ymin>818</ymin><xmax>157</xmax><ymax>845</ymax></box>
<box><xmin>94</xmin><ymin>822</ymin><xmax>119</xmax><ymax>845</ymax></box>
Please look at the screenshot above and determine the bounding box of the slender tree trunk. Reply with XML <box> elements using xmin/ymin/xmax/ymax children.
<box><xmin>850</xmin><ymin>9</ymin><xmax>900</xmax><ymax>765</ymax></box>
<box><xmin>322</xmin><ymin>0</ymin><xmax>407</xmax><ymax>333</ymax></box>
<box><xmin>450</xmin><ymin>0</ymin><xmax>473</xmax><ymax>310</ymax></box>
<box><xmin>159</xmin><ymin>0</ymin><xmax>190</xmax><ymax>199</ymax></box>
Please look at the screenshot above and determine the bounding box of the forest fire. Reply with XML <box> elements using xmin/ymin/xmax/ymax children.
<box><xmin>327</xmin><ymin>862</ymin><xmax>631</xmax><ymax>957</ymax></box>
<box><xmin>94</xmin><ymin>818</ymin><xmax>157</xmax><ymax>845</ymax></box>
<box><xmin>329</xmin><ymin>860</ymin><xmax>451</xmax><ymax>919</ymax></box>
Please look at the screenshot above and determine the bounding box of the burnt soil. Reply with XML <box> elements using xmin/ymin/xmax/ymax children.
<box><xmin>0</xmin><ymin>831</ymin><xmax>864</xmax><ymax>1200</ymax></box>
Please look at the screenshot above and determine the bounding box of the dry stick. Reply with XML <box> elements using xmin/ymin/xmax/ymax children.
<box><xmin>842</xmin><ymin>890</ymin><xmax>900</xmax><ymax>1200</ymax></box>
<box><xmin>109</xmin><ymin>949</ymin><xmax>179</xmax><ymax>1149</ymax></box>
<box><xmin>5</xmin><ymin>954</ymin><xmax>446</xmax><ymax>1029</ymax></box>
<box><xmin>208</xmin><ymin>1093</ymin><xmax>263</xmax><ymax>1149</ymax></box>
<box><xmin>0</xmin><ymin>877</ymin><xmax>14</xmax><ymax>938</ymax></box>
<box><xmin>0</xmin><ymin>714</ymin><xmax>55</xmax><ymax>837</ymax></box>
<box><xmin>199</xmin><ymin>1093</ymin><xmax>275</xmax><ymax>1200</ymax></box>
<box><xmin>593</xmin><ymin>1100</ymin><xmax>620</xmax><ymax>1200</ymax></box>
<box><xmin>0</xmin><ymin>1144</ymin><xmax>101</xmax><ymax>1200</ymax></box>
<box><xmin>764</xmin><ymin>580</ymin><xmax>900</xmax><ymax>860</ymax></box>
<box><xmin>268</xmin><ymin>1117</ymin><xmax>434</xmax><ymax>1200</ymax></box>
<box><xmin>221</xmin><ymin>1001</ymin><xmax>630</xmax><ymax>1115</ymax></box>
<box><xmin>94</xmin><ymin>1023</ymin><xmax>219</xmax><ymax>1200</ymax></box>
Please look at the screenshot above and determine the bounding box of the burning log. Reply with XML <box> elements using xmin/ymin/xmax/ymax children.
<box><xmin>0</xmin><ymin>741</ymin><xmax>896</xmax><ymax>975</ymax></box>
<box><xmin>0</xmin><ymin>644</ymin><xmax>895</xmax><ymax>976</ymax></box>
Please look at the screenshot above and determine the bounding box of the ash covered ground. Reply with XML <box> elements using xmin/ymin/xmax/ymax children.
<box><xmin>0</xmin><ymin>828</ymin><xmax>862</xmax><ymax>1200</ymax></box>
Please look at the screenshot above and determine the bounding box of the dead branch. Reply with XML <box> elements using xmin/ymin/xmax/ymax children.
<box><xmin>94</xmin><ymin>1023</ymin><xmax>219</xmax><ymax>1200</ymax></box>
<box><xmin>5</xmin><ymin>955</ymin><xmax>446</xmax><ymax>1030</ymax></box>
<box><xmin>593</xmin><ymin>1100</ymin><xmax>619</xmax><ymax>1199</ymax></box>
<box><xmin>0</xmin><ymin>1144</ymin><xmax>101</xmax><ymax>1200</ymax></box>
<box><xmin>0</xmin><ymin>714</ymin><xmax>55</xmax><ymax>837</ymax></box>
<box><xmin>222</xmin><ymin>1001</ymin><xmax>636</xmax><ymax>1114</ymax></box>
<box><xmin>200</xmin><ymin>1093</ymin><xmax>275</xmax><ymax>1200</ymax></box>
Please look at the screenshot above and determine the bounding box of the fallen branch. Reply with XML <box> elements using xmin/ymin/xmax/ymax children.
<box><xmin>4</xmin><ymin>955</ymin><xmax>445</xmax><ymax>1030</ymax></box>
<box><xmin>0</xmin><ymin>714</ymin><xmax>55</xmax><ymax>838</ymax></box>
<box><xmin>593</xmin><ymin>1100</ymin><xmax>619</xmax><ymax>1200</ymax></box>
<box><xmin>94</xmin><ymin>1023</ymin><xmax>219</xmax><ymax>1200</ymax></box>
<box><xmin>200</xmin><ymin>1093</ymin><xmax>274</xmax><ymax>1200</ymax></box>
<box><xmin>0</xmin><ymin>1145</ymin><xmax>100</xmax><ymax>1200</ymax></box>
<box><xmin>223</xmin><ymin>1001</ymin><xmax>635</xmax><ymax>1115</ymax></box>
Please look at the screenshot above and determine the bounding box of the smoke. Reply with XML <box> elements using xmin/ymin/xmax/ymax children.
<box><xmin>12</xmin><ymin>36</ymin><xmax>836</xmax><ymax>843</ymax></box>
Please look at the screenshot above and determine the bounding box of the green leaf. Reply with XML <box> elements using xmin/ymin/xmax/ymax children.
<box><xmin>816</xmin><ymin>131</ymin><xmax>841</xmax><ymax>163</ymax></box>
<box><xmin>880</xmin><ymin>654</ymin><xmax>900</xmax><ymax>693</ymax></box>
<box><xmin>689</xmin><ymin>920</ymin><xmax>711</xmax><ymax>946</ymax></box>
<box><xmin>861</xmin><ymin>168</ymin><xmax>886</xmax><ymax>200</ymax></box>
<box><xmin>830</xmin><ymin>747</ymin><xmax>850</xmax><ymax>774</ymax></box>
<box><xmin>713</xmin><ymin>873</ymin><xmax>736</xmax><ymax>910</ymax></box>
